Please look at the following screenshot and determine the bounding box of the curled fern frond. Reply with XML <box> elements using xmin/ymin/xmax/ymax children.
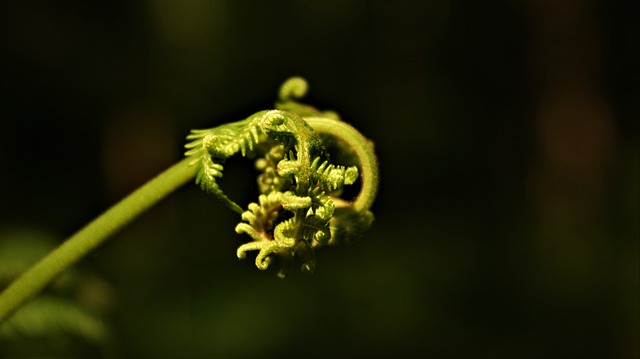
<box><xmin>185</xmin><ymin>77</ymin><xmax>378</xmax><ymax>277</ymax></box>
<box><xmin>275</xmin><ymin>150</ymin><xmax>300</xmax><ymax>179</ymax></box>
<box><xmin>184</xmin><ymin>113</ymin><xmax>269</xmax><ymax>214</ymax></box>
<box><xmin>193</xmin><ymin>154</ymin><xmax>242</xmax><ymax>214</ymax></box>
<box><xmin>303</xmin><ymin>188</ymin><xmax>335</xmax><ymax>245</ymax></box>
<box><xmin>255</xmin><ymin>145</ymin><xmax>290</xmax><ymax>194</ymax></box>
<box><xmin>187</xmin><ymin>113</ymin><xmax>265</xmax><ymax>159</ymax></box>
<box><xmin>234</xmin><ymin>199</ymin><xmax>279</xmax><ymax>243</ymax></box>
<box><xmin>275</xmin><ymin>77</ymin><xmax>341</xmax><ymax>120</ymax></box>
<box><xmin>259</xmin><ymin>110</ymin><xmax>302</xmax><ymax>149</ymax></box>
<box><xmin>309</xmin><ymin>157</ymin><xmax>359</xmax><ymax>192</ymax></box>
<box><xmin>234</xmin><ymin>191</ymin><xmax>312</xmax><ymax>242</ymax></box>
<box><xmin>278</xmin><ymin>76</ymin><xmax>308</xmax><ymax>101</ymax></box>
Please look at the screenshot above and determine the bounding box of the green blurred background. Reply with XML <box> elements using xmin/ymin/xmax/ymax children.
<box><xmin>0</xmin><ymin>0</ymin><xmax>637</xmax><ymax>358</ymax></box>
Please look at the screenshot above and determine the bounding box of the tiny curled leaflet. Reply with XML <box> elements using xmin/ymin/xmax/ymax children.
<box><xmin>185</xmin><ymin>77</ymin><xmax>378</xmax><ymax>278</ymax></box>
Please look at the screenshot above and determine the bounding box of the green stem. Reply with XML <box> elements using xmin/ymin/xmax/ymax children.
<box><xmin>0</xmin><ymin>157</ymin><xmax>196</xmax><ymax>323</ymax></box>
<box><xmin>305</xmin><ymin>117</ymin><xmax>379</xmax><ymax>212</ymax></box>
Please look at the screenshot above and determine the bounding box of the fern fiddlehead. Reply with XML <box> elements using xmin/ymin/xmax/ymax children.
<box><xmin>186</xmin><ymin>77</ymin><xmax>379</xmax><ymax>277</ymax></box>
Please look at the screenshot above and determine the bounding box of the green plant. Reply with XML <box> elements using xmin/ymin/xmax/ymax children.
<box><xmin>0</xmin><ymin>77</ymin><xmax>379</xmax><ymax>323</ymax></box>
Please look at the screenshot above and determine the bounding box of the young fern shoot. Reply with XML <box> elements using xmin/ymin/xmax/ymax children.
<box><xmin>0</xmin><ymin>77</ymin><xmax>379</xmax><ymax>322</ymax></box>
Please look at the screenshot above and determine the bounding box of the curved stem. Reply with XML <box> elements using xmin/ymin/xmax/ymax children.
<box><xmin>0</xmin><ymin>157</ymin><xmax>196</xmax><ymax>323</ymax></box>
<box><xmin>304</xmin><ymin>117</ymin><xmax>379</xmax><ymax>212</ymax></box>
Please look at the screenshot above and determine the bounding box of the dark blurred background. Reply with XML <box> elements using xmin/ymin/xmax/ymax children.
<box><xmin>0</xmin><ymin>0</ymin><xmax>637</xmax><ymax>358</ymax></box>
